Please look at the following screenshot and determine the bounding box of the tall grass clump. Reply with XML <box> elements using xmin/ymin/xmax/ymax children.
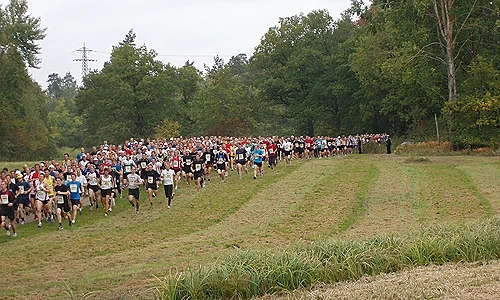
<box><xmin>156</xmin><ymin>217</ymin><xmax>500</xmax><ymax>299</ymax></box>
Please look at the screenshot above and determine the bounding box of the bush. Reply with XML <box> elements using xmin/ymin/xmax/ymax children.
<box><xmin>395</xmin><ymin>141</ymin><xmax>453</xmax><ymax>155</ymax></box>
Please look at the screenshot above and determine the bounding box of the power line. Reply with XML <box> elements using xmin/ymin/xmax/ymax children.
<box><xmin>74</xmin><ymin>43</ymin><xmax>97</xmax><ymax>82</ymax></box>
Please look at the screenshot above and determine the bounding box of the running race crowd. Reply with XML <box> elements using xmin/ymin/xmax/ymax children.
<box><xmin>0</xmin><ymin>134</ymin><xmax>389</xmax><ymax>236</ymax></box>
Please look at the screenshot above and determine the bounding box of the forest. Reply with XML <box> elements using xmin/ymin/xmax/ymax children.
<box><xmin>1</xmin><ymin>0</ymin><xmax>499</xmax><ymax>160</ymax></box>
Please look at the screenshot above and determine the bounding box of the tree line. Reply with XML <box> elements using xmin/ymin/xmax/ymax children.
<box><xmin>1</xmin><ymin>0</ymin><xmax>499</xmax><ymax>160</ymax></box>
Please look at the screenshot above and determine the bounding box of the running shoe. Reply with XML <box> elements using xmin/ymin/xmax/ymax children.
<box><xmin>13</xmin><ymin>233</ymin><xmax>17</xmax><ymax>237</ymax></box>
<box><xmin>58</xmin><ymin>225</ymin><xmax>63</xmax><ymax>231</ymax></box>
<box><xmin>38</xmin><ymin>222</ymin><xmax>42</xmax><ymax>228</ymax></box>
<box><xmin>5</xmin><ymin>230</ymin><xmax>10</xmax><ymax>236</ymax></box>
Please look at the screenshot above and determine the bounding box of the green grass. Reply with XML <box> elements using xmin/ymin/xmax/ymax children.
<box><xmin>1</xmin><ymin>155</ymin><xmax>499</xmax><ymax>299</ymax></box>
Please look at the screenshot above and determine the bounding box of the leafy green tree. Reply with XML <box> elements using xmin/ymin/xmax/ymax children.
<box><xmin>0</xmin><ymin>0</ymin><xmax>46</xmax><ymax>67</ymax></box>
<box><xmin>193</xmin><ymin>66</ymin><xmax>256</xmax><ymax>136</ymax></box>
<box><xmin>0</xmin><ymin>0</ymin><xmax>52</xmax><ymax>160</ymax></box>
<box><xmin>45</xmin><ymin>72</ymin><xmax>81</xmax><ymax>148</ymax></box>
<box><xmin>251</xmin><ymin>10</ymin><xmax>361</xmax><ymax>136</ymax></box>
<box><xmin>154</xmin><ymin>119</ymin><xmax>180</xmax><ymax>140</ymax></box>
<box><xmin>76</xmin><ymin>31</ymin><xmax>177</xmax><ymax>145</ymax></box>
<box><xmin>174</xmin><ymin>64</ymin><xmax>202</xmax><ymax>135</ymax></box>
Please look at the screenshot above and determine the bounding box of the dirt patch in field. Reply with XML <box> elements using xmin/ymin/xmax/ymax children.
<box><xmin>258</xmin><ymin>260</ymin><xmax>500</xmax><ymax>300</ymax></box>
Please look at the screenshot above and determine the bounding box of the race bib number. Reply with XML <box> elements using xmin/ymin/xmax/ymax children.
<box><xmin>70</xmin><ymin>184</ymin><xmax>78</xmax><ymax>193</ymax></box>
<box><xmin>1</xmin><ymin>195</ymin><xmax>8</xmax><ymax>204</ymax></box>
<box><xmin>141</xmin><ymin>162</ymin><xmax>147</xmax><ymax>168</ymax></box>
<box><xmin>89</xmin><ymin>177</ymin><xmax>98</xmax><ymax>185</ymax></box>
<box><xmin>205</xmin><ymin>154</ymin><xmax>211</xmax><ymax>161</ymax></box>
<box><xmin>103</xmin><ymin>181</ymin><xmax>111</xmax><ymax>189</ymax></box>
<box><xmin>218</xmin><ymin>158</ymin><xmax>224</xmax><ymax>164</ymax></box>
<box><xmin>66</xmin><ymin>175</ymin><xmax>72</xmax><ymax>182</ymax></box>
<box><xmin>37</xmin><ymin>191</ymin><xmax>44</xmax><ymax>198</ymax></box>
<box><xmin>57</xmin><ymin>196</ymin><xmax>64</xmax><ymax>204</ymax></box>
<box><xmin>195</xmin><ymin>164</ymin><xmax>201</xmax><ymax>171</ymax></box>
<box><xmin>19</xmin><ymin>186</ymin><xmax>24</xmax><ymax>193</ymax></box>
<box><xmin>268</xmin><ymin>149</ymin><xmax>274</xmax><ymax>154</ymax></box>
<box><xmin>185</xmin><ymin>159</ymin><xmax>191</xmax><ymax>165</ymax></box>
<box><xmin>173</xmin><ymin>160</ymin><xmax>179</xmax><ymax>168</ymax></box>
<box><xmin>166</xmin><ymin>173</ymin><xmax>172</xmax><ymax>180</ymax></box>
<box><xmin>125</xmin><ymin>165</ymin><xmax>132</xmax><ymax>173</ymax></box>
<box><xmin>237</xmin><ymin>154</ymin><xmax>244</xmax><ymax>160</ymax></box>
<box><xmin>148</xmin><ymin>177</ymin><xmax>154</xmax><ymax>184</ymax></box>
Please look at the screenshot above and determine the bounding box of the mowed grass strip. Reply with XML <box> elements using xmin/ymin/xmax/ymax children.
<box><xmin>453</xmin><ymin>156</ymin><xmax>500</xmax><ymax>214</ymax></box>
<box><xmin>345</xmin><ymin>156</ymin><xmax>420</xmax><ymax>237</ymax></box>
<box><xmin>410</xmin><ymin>160</ymin><xmax>493</xmax><ymax>225</ymax></box>
<box><xmin>272</xmin><ymin>156</ymin><xmax>378</xmax><ymax>240</ymax></box>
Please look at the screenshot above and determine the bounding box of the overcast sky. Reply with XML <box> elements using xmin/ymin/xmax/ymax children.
<box><xmin>1</xmin><ymin>0</ymin><xmax>352</xmax><ymax>88</ymax></box>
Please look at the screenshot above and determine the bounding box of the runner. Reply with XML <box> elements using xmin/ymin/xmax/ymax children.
<box><xmin>267</xmin><ymin>140</ymin><xmax>278</xmax><ymax>169</ymax></box>
<box><xmin>110</xmin><ymin>157</ymin><xmax>122</xmax><ymax>199</ymax></box>
<box><xmin>143</xmin><ymin>163</ymin><xmax>160</xmax><ymax>206</ymax></box>
<box><xmin>235</xmin><ymin>143</ymin><xmax>248</xmax><ymax>179</ymax></box>
<box><xmin>75</xmin><ymin>168</ymin><xmax>87</xmax><ymax>213</ymax></box>
<box><xmin>5</xmin><ymin>174</ymin><xmax>20</xmax><ymax>224</ymax></box>
<box><xmin>124</xmin><ymin>166</ymin><xmax>143</xmax><ymax>213</ymax></box>
<box><xmin>170</xmin><ymin>149</ymin><xmax>182</xmax><ymax>190</ymax></box>
<box><xmin>98</xmin><ymin>167</ymin><xmax>114</xmax><ymax>217</ymax></box>
<box><xmin>181</xmin><ymin>149</ymin><xmax>194</xmax><ymax>186</ymax></box>
<box><xmin>54</xmin><ymin>177</ymin><xmax>71</xmax><ymax>230</ymax></box>
<box><xmin>215</xmin><ymin>146</ymin><xmax>228</xmax><ymax>182</ymax></box>
<box><xmin>191</xmin><ymin>152</ymin><xmax>204</xmax><ymax>192</ymax></box>
<box><xmin>0</xmin><ymin>180</ymin><xmax>17</xmax><ymax>236</ymax></box>
<box><xmin>34</xmin><ymin>173</ymin><xmax>51</xmax><ymax>228</ymax></box>
<box><xmin>86</xmin><ymin>164</ymin><xmax>100</xmax><ymax>211</ymax></box>
<box><xmin>67</xmin><ymin>173</ymin><xmax>82</xmax><ymax>225</ymax></box>
<box><xmin>160</xmin><ymin>161</ymin><xmax>175</xmax><ymax>209</ymax></box>
<box><xmin>15</xmin><ymin>173</ymin><xmax>31</xmax><ymax>224</ymax></box>
<box><xmin>203</xmin><ymin>147</ymin><xmax>214</xmax><ymax>182</ymax></box>
<box><xmin>282</xmin><ymin>138</ymin><xmax>293</xmax><ymax>166</ymax></box>
<box><xmin>253</xmin><ymin>143</ymin><xmax>264</xmax><ymax>179</ymax></box>
<box><xmin>121</xmin><ymin>153</ymin><xmax>135</xmax><ymax>188</ymax></box>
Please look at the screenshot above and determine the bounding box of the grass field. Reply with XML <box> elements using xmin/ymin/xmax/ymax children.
<box><xmin>1</xmin><ymin>154</ymin><xmax>500</xmax><ymax>299</ymax></box>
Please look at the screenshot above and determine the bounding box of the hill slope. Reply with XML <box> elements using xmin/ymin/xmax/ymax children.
<box><xmin>1</xmin><ymin>155</ymin><xmax>499</xmax><ymax>299</ymax></box>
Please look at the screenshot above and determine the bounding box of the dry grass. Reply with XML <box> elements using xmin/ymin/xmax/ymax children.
<box><xmin>258</xmin><ymin>260</ymin><xmax>500</xmax><ymax>300</ymax></box>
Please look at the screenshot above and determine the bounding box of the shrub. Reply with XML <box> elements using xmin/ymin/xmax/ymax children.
<box><xmin>395</xmin><ymin>141</ymin><xmax>453</xmax><ymax>155</ymax></box>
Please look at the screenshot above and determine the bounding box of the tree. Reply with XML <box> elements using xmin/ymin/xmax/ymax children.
<box><xmin>0</xmin><ymin>0</ymin><xmax>45</xmax><ymax>68</ymax></box>
<box><xmin>119</xmin><ymin>29</ymin><xmax>136</xmax><ymax>47</ymax></box>
<box><xmin>193</xmin><ymin>66</ymin><xmax>257</xmax><ymax>136</ymax></box>
<box><xmin>76</xmin><ymin>32</ymin><xmax>177</xmax><ymax>145</ymax></box>
<box><xmin>251</xmin><ymin>10</ymin><xmax>361</xmax><ymax>136</ymax></box>
<box><xmin>0</xmin><ymin>0</ymin><xmax>52</xmax><ymax>160</ymax></box>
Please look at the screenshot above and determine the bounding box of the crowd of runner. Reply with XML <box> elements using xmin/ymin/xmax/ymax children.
<box><xmin>0</xmin><ymin>134</ymin><xmax>390</xmax><ymax>236</ymax></box>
